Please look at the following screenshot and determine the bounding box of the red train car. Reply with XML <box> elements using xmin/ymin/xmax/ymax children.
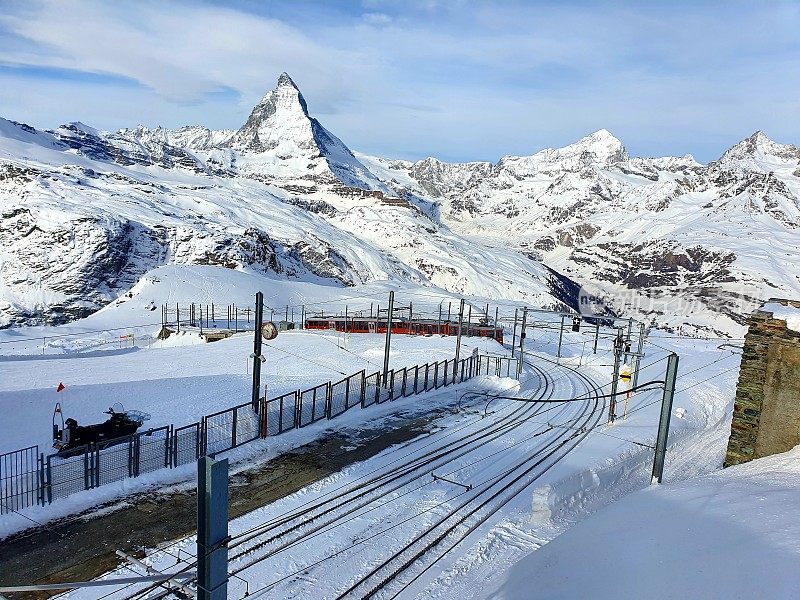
<box><xmin>304</xmin><ymin>316</ymin><xmax>503</xmax><ymax>344</ymax></box>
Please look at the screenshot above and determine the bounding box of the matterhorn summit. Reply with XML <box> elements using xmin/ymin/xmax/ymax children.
<box><xmin>224</xmin><ymin>73</ymin><xmax>386</xmax><ymax>190</ymax></box>
<box><xmin>228</xmin><ymin>72</ymin><xmax>315</xmax><ymax>155</ymax></box>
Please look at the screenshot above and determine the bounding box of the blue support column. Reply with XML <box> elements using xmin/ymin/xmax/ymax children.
<box><xmin>197</xmin><ymin>456</ymin><xmax>229</xmax><ymax>600</ymax></box>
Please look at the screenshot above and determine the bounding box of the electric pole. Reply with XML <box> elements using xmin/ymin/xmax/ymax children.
<box><xmin>511</xmin><ymin>307</ymin><xmax>518</xmax><ymax>357</ymax></box>
<box><xmin>651</xmin><ymin>353</ymin><xmax>679</xmax><ymax>484</ymax></box>
<box><xmin>608</xmin><ymin>327</ymin><xmax>624</xmax><ymax>424</ymax></box>
<box><xmin>382</xmin><ymin>291</ymin><xmax>395</xmax><ymax>386</ymax></box>
<box><xmin>251</xmin><ymin>292</ymin><xmax>264</xmax><ymax>411</ymax></box>
<box><xmin>197</xmin><ymin>456</ymin><xmax>229</xmax><ymax>600</ymax></box>
<box><xmin>453</xmin><ymin>298</ymin><xmax>465</xmax><ymax>383</ymax></box>
<box><xmin>517</xmin><ymin>307</ymin><xmax>527</xmax><ymax>376</ymax></box>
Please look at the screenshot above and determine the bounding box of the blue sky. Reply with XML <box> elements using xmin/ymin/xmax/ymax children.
<box><xmin>0</xmin><ymin>0</ymin><xmax>798</xmax><ymax>163</ymax></box>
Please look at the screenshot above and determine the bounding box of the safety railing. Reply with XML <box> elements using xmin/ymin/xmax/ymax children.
<box><xmin>3</xmin><ymin>353</ymin><xmax>518</xmax><ymax>512</ymax></box>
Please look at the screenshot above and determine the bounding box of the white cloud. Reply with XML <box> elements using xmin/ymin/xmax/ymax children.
<box><xmin>0</xmin><ymin>0</ymin><xmax>798</xmax><ymax>161</ymax></box>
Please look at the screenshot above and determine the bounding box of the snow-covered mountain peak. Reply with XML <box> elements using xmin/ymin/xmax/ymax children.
<box><xmin>563</xmin><ymin>128</ymin><xmax>627</xmax><ymax>164</ymax></box>
<box><xmin>715</xmin><ymin>131</ymin><xmax>800</xmax><ymax>171</ymax></box>
<box><xmin>227</xmin><ymin>72</ymin><xmax>314</xmax><ymax>154</ymax></box>
<box><xmin>277</xmin><ymin>71</ymin><xmax>301</xmax><ymax>92</ymax></box>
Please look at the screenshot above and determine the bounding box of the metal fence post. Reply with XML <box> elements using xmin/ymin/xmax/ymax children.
<box><xmin>232</xmin><ymin>407</ymin><xmax>238</xmax><ymax>448</ymax></box>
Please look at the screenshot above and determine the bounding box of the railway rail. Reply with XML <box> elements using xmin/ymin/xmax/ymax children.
<box><xmin>117</xmin><ymin>356</ymin><xmax>602</xmax><ymax>600</ymax></box>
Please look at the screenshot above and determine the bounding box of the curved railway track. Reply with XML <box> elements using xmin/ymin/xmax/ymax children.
<box><xmin>121</xmin><ymin>357</ymin><xmax>602</xmax><ymax>600</ymax></box>
<box><xmin>329</xmin><ymin>356</ymin><xmax>603</xmax><ymax>599</ymax></box>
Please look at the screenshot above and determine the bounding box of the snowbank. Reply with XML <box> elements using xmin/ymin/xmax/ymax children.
<box><xmin>761</xmin><ymin>301</ymin><xmax>800</xmax><ymax>333</ymax></box>
<box><xmin>494</xmin><ymin>445</ymin><xmax>800</xmax><ymax>600</ymax></box>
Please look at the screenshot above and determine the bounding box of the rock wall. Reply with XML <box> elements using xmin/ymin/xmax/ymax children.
<box><xmin>724</xmin><ymin>299</ymin><xmax>800</xmax><ymax>466</ymax></box>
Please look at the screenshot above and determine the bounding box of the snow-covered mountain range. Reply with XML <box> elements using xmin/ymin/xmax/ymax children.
<box><xmin>359</xmin><ymin>130</ymin><xmax>800</xmax><ymax>335</ymax></box>
<box><xmin>1</xmin><ymin>72</ymin><xmax>798</xmax><ymax>335</ymax></box>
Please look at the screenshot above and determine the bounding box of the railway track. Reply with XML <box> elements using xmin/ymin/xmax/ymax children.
<box><xmin>329</xmin><ymin>357</ymin><xmax>603</xmax><ymax>599</ymax></box>
<box><xmin>120</xmin><ymin>357</ymin><xmax>600</xmax><ymax>600</ymax></box>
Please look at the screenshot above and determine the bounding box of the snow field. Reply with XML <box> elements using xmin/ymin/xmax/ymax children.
<box><xmin>54</xmin><ymin>320</ymin><xmax>740</xmax><ymax>599</ymax></box>
<box><xmin>496</xmin><ymin>444</ymin><xmax>800</xmax><ymax>600</ymax></box>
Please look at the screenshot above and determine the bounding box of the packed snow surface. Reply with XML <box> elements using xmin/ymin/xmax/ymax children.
<box><xmin>495</xmin><ymin>445</ymin><xmax>800</xmax><ymax>600</ymax></box>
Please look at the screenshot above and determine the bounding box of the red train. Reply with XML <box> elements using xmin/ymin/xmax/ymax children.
<box><xmin>304</xmin><ymin>316</ymin><xmax>503</xmax><ymax>343</ymax></box>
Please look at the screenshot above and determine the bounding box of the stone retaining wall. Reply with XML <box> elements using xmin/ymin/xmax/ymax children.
<box><xmin>724</xmin><ymin>298</ymin><xmax>800</xmax><ymax>466</ymax></box>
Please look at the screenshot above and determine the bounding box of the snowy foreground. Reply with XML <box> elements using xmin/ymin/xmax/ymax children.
<box><xmin>496</xmin><ymin>445</ymin><xmax>800</xmax><ymax>600</ymax></box>
<box><xmin>0</xmin><ymin>266</ymin><xmax>748</xmax><ymax>598</ymax></box>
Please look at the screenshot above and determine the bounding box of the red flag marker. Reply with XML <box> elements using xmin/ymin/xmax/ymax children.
<box><xmin>56</xmin><ymin>382</ymin><xmax>65</xmax><ymax>392</ymax></box>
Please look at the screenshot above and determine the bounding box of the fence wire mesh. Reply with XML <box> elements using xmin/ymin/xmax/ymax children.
<box><xmin>0</xmin><ymin>446</ymin><xmax>40</xmax><ymax>514</ymax></box>
<box><xmin>173</xmin><ymin>423</ymin><xmax>200</xmax><ymax>467</ymax></box>
<box><xmin>46</xmin><ymin>449</ymin><xmax>91</xmax><ymax>503</ymax></box>
<box><xmin>299</xmin><ymin>383</ymin><xmax>328</xmax><ymax>426</ymax></box>
<box><xmin>363</xmin><ymin>371</ymin><xmax>380</xmax><ymax>408</ymax></box>
<box><xmin>264</xmin><ymin>392</ymin><xmax>297</xmax><ymax>436</ymax></box>
<box><xmin>329</xmin><ymin>378</ymin><xmax>349</xmax><ymax>418</ymax></box>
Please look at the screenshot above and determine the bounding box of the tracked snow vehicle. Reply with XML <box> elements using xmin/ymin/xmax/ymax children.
<box><xmin>52</xmin><ymin>402</ymin><xmax>151</xmax><ymax>456</ymax></box>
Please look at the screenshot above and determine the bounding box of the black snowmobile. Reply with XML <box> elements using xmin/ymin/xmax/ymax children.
<box><xmin>52</xmin><ymin>402</ymin><xmax>151</xmax><ymax>456</ymax></box>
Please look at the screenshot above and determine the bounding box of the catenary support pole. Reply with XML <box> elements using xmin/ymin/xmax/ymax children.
<box><xmin>382</xmin><ymin>291</ymin><xmax>395</xmax><ymax>386</ymax></box>
<box><xmin>467</xmin><ymin>304</ymin><xmax>472</xmax><ymax>335</ymax></box>
<box><xmin>651</xmin><ymin>353</ymin><xmax>679</xmax><ymax>484</ymax></box>
<box><xmin>632</xmin><ymin>322</ymin><xmax>645</xmax><ymax>391</ymax></box>
<box><xmin>608</xmin><ymin>328</ymin><xmax>623</xmax><ymax>424</ymax></box>
<box><xmin>511</xmin><ymin>308</ymin><xmax>518</xmax><ymax>357</ymax></box>
<box><xmin>197</xmin><ymin>456</ymin><xmax>229</xmax><ymax>600</ymax></box>
<box><xmin>517</xmin><ymin>308</ymin><xmax>527</xmax><ymax>376</ymax></box>
<box><xmin>251</xmin><ymin>292</ymin><xmax>264</xmax><ymax>411</ymax></box>
<box><xmin>594</xmin><ymin>320</ymin><xmax>600</xmax><ymax>354</ymax></box>
<box><xmin>556</xmin><ymin>314</ymin><xmax>565</xmax><ymax>361</ymax></box>
<box><xmin>454</xmin><ymin>298</ymin><xmax>465</xmax><ymax>383</ymax></box>
<box><xmin>438</xmin><ymin>304</ymin><xmax>442</xmax><ymax>334</ymax></box>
